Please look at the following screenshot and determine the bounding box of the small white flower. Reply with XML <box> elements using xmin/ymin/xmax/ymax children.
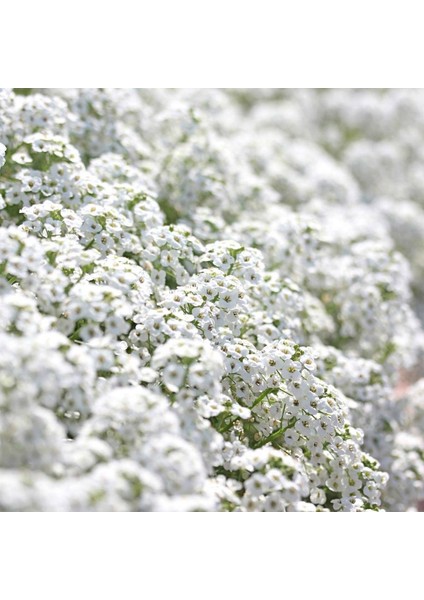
<box><xmin>0</xmin><ymin>143</ymin><xmax>6</xmax><ymax>169</ymax></box>
<box><xmin>162</xmin><ymin>363</ymin><xmax>185</xmax><ymax>392</ymax></box>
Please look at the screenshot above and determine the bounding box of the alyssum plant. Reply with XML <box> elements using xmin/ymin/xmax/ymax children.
<box><xmin>1</xmin><ymin>88</ymin><xmax>423</xmax><ymax>511</ymax></box>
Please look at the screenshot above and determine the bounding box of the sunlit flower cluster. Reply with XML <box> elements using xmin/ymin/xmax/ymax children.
<box><xmin>1</xmin><ymin>88</ymin><xmax>424</xmax><ymax>511</ymax></box>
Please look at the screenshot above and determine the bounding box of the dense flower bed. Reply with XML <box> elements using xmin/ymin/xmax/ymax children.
<box><xmin>1</xmin><ymin>88</ymin><xmax>424</xmax><ymax>511</ymax></box>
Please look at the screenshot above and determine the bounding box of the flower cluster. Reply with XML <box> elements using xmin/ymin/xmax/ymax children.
<box><xmin>1</xmin><ymin>88</ymin><xmax>424</xmax><ymax>511</ymax></box>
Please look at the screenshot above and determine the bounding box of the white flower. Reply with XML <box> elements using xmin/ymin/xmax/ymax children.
<box><xmin>162</xmin><ymin>363</ymin><xmax>185</xmax><ymax>392</ymax></box>
<box><xmin>1</xmin><ymin>87</ymin><xmax>423</xmax><ymax>512</ymax></box>
<box><xmin>0</xmin><ymin>143</ymin><xmax>6</xmax><ymax>169</ymax></box>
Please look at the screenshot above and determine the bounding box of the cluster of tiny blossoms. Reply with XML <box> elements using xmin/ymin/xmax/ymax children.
<box><xmin>0</xmin><ymin>88</ymin><xmax>423</xmax><ymax>511</ymax></box>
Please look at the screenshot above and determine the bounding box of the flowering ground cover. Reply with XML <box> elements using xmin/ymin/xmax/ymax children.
<box><xmin>1</xmin><ymin>88</ymin><xmax>424</xmax><ymax>511</ymax></box>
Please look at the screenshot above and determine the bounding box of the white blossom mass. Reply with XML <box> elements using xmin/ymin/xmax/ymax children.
<box><xmin>1</xmin><ymin>88</ymin><xmax>424</xmax><ymax>511</ymax></box>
